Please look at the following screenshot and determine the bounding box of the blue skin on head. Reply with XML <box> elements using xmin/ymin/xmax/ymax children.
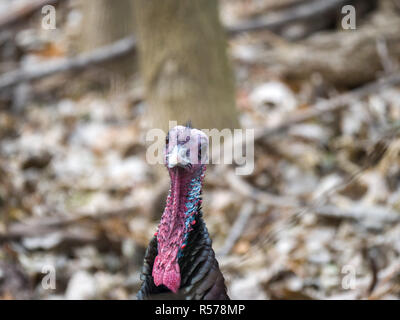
<box><xmin>178</xmin><ymin>170</ymin><xmax>205</xmax><ymax>258</ymax></box>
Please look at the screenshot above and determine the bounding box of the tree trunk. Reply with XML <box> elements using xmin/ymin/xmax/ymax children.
<box><xmin>78</xmin><ymin>0</ymin><xmax>135</xmax><ymax>80</ymax></box>
<box><xmin>134</xmin><ymin>0</ymin><xmax>239</xmax><ymax>132</ymax></box>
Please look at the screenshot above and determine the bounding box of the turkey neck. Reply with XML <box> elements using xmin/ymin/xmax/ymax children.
<box><xmin>152</xmin><ymin>166</ymin><xmax>205</xmax><ymax>293</ymax></box>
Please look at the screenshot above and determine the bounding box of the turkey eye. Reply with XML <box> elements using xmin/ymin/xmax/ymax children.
<box><xmin>185</xmin><ymin>136</ymin><xmax>190</xmax><ymax>142</ymax></box>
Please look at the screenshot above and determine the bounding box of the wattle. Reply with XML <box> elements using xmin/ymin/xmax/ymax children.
<box><xmin>152</xmin><ymin>166</ymin><xmax>205</xmax><ymax>293</ymax></box>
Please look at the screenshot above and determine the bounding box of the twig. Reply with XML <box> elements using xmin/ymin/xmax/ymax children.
<box><xmin>368</xmin><ymin>258</ymin><xmax>400</xmax><ymax>299</ymax></box>
<box><xmin>225</xmin><ymin>169</ymin><xmax>300</xmax><ymax>208</ymax></box>
<box><xmin>0</xmin><ymin>205</ymin><xmax>138</xmax><ymax>241</ymax></box>
<box><xmin>256</xmin><ymin>73</ymin><xmax>400</xmax><ymax>139</ymax></box>
<box><xmin>0</xmin><ymin>36</ymin><xmax>137</xmax><ymax>91</ymax></box>
<box><xmin>218</xmin><ymin>201</ymin><xmax>254</xmax><ymax>257</ymax></box>
<box><xmin>226</xmin><ymin>0</ymin><xmax>347</xmax><ymax>35</ymax></box>
<box><xmin>376</xmin><ymin>37</ymin><xmax>399</xmax><ymax>74</ymax></box>
<box><xmin>315</xmin><ymin>205</ymin><xmax>400</xmax><ymax>224</ymax></box>
<box><xmin>364</xmin><ymin>246</ymin><xmax>380</xmax><ymax>296</ymax></box>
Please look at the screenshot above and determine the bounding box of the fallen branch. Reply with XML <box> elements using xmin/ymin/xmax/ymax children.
<box><xmin>369</xmin><ymin>258</ymin><xmax>400</xmax><ymax>299</ymax></box>
<box><xmin>258</xmin><ymin>9</ymin><xmax>400</xmax><ymax>86</ymax></box>
<box><xmin>225</xmin><ymin>170</ymin><xmax>300</xmax><ymax>208</ymax></box>
<box><xmin>0</xmin><ymin>36</ymin><xmax>137</xmax><ymax>91</ymax></box>
<box><xmin>0</xmin><ymin>205</ymin><xmax>138</xmax><ymax>241</ymax></box>
<box><xmin>226</xmin><ymin>0</ymin><xmax>347</xmax><ymax>35</ymax></box>
<box><xmin>256</xmin><ymin>73</ymin><xmax>400</xmax><ymax>139</ymax></box>
<box><xmin>315</xmin><ymin>204</ymin><xmax>400</xmax><ymax>225</ymax></box>
<box><xmin>218</xmin><ymin>201</ymin><xmax>255</xmax><ymax>257</ymax></box>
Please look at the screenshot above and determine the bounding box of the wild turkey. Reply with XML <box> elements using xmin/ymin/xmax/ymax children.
<box><xmin>137</xmin><ymin>125</ymin><xmax>229</xmax><ymax>300</ymax></box>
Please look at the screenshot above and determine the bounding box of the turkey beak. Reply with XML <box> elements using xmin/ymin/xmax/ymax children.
<box><xmin>168</xmin><ymin>145</ymin><xmax>189</xmax><ymax>168</ymax></box>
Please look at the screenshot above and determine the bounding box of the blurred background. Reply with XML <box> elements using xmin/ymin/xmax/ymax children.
<box><xmin>0</xmin><ymin>0</ymin><xmax>399</xmax><ymax>300</ymax></box>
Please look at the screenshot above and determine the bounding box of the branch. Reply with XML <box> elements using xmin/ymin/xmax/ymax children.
<box><xmin>226</xmin><ymin>0</ymin><xmax>347</xmax><ymax>35</ymax></box>
<box><xmin>0</xmin><ymin>36</ymin><xmax>137</xmax><ymax>91</ymax></box>
<box><xmin>225</xmin><ymin>170</ymin><xmax>300</xmax><ymax>207</ymax></box>
<box><xmin>369</xmin><ymin>258</ymin><xmax>400</xmax><ymax>299</ymax></box>
<box><xmin>218</xmin><ymin>201</ymin><xmax>254</xmax><ymax>257</ymax></box>
<box><xmin>0</xmin><ymin>205</ymin><xmax>138</xmax><ymax>241</ymax></box>
<box><xmin>315</xmin><ymin>204</ymin><xmax>400</xmax><ymax>225</ymax></box>
<box><xmin>256</xmin><ymin>73</ymin><xmax>400</xmax><ymax>139</ymax></box>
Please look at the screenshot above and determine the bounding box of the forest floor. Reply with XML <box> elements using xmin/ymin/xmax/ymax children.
<box><xmin>0</xmin><ymin>0</ymin><xmax>399</xmax><ymax>299</ymax></box>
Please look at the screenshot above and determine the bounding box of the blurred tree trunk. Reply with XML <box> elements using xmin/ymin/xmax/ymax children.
<box><xmin>134</xmin><ymin>0</ymin><xmax>239</xmax><ymax>132</ymax></box>
<box><xmin>78</xmin><ymin>0</ymin><xmax>135</xmax><ymax>80</ymax></box>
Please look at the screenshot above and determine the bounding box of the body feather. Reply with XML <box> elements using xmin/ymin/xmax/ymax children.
<box><xmin>137</xmin><ymin>213</ymin><xmax>229</xmax><ymax>300</ymax></box>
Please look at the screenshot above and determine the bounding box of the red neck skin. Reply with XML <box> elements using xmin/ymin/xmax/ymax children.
<box><xmin>152</xmin><ymin>167</ymin><xmax>200</xmax><ymax>293</ymax></box>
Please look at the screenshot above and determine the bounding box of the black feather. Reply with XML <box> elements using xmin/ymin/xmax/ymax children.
<box><xmin>137</xmin><ymin>212</ymin><xmax>229</xmax><ymax>300</ymax></box>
